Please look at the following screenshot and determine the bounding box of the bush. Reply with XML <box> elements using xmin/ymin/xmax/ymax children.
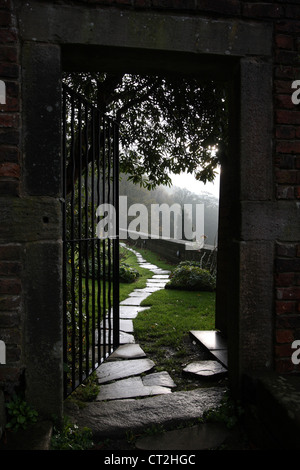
<box><xmin>86</xmin><ymin>259</ymin><xmax>140</xmax><ymax>283</ymax></box>
<box><xmin>166</xmin><ymin>262</ymin><xmax>216</xmax><ymax>292</ymax></box>
<box><xmin>119</xmin><ymin>263</ymin><xmax>140</xmax><ymax>283</ymax></box>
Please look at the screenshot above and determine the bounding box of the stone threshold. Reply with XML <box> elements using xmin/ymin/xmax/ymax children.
<box><xmin>189</xmin><ymin>330</ymin><xmax>228</xmax><ymax>368</ymax></box>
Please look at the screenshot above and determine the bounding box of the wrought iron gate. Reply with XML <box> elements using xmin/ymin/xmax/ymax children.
<box><xmin>62</xmin><ymin>84</ymin><xmax>120</xmax><ymax>398</ymax></box>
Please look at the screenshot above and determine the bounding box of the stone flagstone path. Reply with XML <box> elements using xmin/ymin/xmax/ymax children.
<box><xmin>67</xmin><ymin>245</ymin><xmax>229</xmax><ymax>448</ymax></box>
<box><xmin>96</xmin><ymin>244</ymin><xmax>174</xmax><ymax>401</ymax></box>
<box><xmin>96</xmin><ymin>244</ymin><xmax>227</xmax><ymax>401</ymax></box>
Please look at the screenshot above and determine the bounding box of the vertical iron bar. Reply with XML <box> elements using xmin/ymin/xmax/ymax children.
<box><xmin>107</xmin><ymin>119</ymin><xmax>112</xmax><ymax>352</ymax></box>
<box><xmin>113</xmin><ymin>122</ymin><xmax>120</xmax><ymax>349</ymax></box>
<box><xmin>62</xmin><ymin>86</ymin><xmax>68</xmax><ymax>397</ymax></box>
<box><xmin>77</xmin><ymin>98</ymin><xmax>83</xmax><ymax>384</ymax></box>
<box><xmin>91</xmin><ymin>108</ymin><xmax>96</xmax><ymax>369</ymax></box>
<box><xmin>84</xmin><ymin>104</ymin><xmax>90</xmax><ymax>378</ymax></box>
<box><xmin>70</xmin><ymin>92</ymin><xmax>76</xmax><ymax>391</ymax></box>
<box><xmin>96</xmin><ymin>110</ymin><xmax>102</xmax><ymax>364</ymax></box>
<box><xmin>102</xmin><ymin>115</ymin><xmax>107</xmax><ymax>358</ymax></box>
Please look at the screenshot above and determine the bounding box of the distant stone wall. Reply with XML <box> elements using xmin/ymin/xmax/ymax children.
<box><xmin>124</xmin><ymin>232</ymin><xmax>217</xmax><ymax>268</ymax></box>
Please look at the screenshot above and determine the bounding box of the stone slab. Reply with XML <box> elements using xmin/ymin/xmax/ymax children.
<box><xmin>135</xmin><ymin>423</ymin><xmax>230</xmax><ymax>450</ymax></box>
<box><xmin>100</xmin><ymin>330</ymin><xmax>135</xmax><ymax>344</ymax></box>
<box><xmin>120</xmin><ymin>319</ymin><xmax>134</xmax><ymax>333</ymax></box>
<box><xmin>96</xmin><ymin>376</ymin><xmax>172</xmax><ymax>401</ymax></box>
<box><xmin>211</xmin><ymin>349</ymin><xmax>228</xmax><ymax>367</ymax></box>
<box><xmin>183</xmin><ymin>361</ymin><xmax>227</xmax><ymax>378</ymax></box>
<box><xmin>190</xmin><ymin>330</ymin><xmax>227</xmax><ymax>351</ymax></box>
<box><xmin>107</xmin><ymin>343</ymin><xmax>146</xmax><ymax>360</ymax></box>
<box><xmin>142</xmin><ymin>371</ymin><xmax>176</xmax><ymax>388</ymax></box>
<box><xmin>96</xmin><ymin>358</ymin><xmax>155</xmax><ymax>384</ymax></box>
<box><xmin>119</xmin><ymin>306</ymin><xmax>149</xmax><ymax>319</ymax></box>
<box><xmin>68</xmin><ymin>388</ymin><xmax>225</xmax><ymax>439</ymax></box>
<box><xmin>120</xmin><ymin>296</ymin><xmax>150</xmax><ymax>306</ymax></box>
<box><xmin>152</xmin><ymin>275</ymin><xmax>170</xmax><ymax>279</ymax></box>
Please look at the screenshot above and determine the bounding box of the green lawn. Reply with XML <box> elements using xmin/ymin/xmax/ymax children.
<box><xmin>127</xmin><ymin>245</ymin><xmax>217</xmax><ymax>386</ymax></box>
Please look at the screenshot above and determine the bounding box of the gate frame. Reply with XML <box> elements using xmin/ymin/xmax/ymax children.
<box><xmin>20</xmin><ymin>3</ymin><xmax>274</xmax><ymax>418</ymax></box>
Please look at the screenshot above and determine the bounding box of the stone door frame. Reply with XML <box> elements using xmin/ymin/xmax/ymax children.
<box><xmin>19</xmin><ymin>2</ymin><xmax>274</xmax><ymax>416</ymax></box>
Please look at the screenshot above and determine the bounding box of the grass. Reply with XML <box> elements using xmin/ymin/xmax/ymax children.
<box><xmin>133</xmin><ymin>288</ymin><xmax>216</xmax><ymax>387</ymax></box>
<box><xmin>122</xmin><ymin>243</ymin><xmax>217</xmax><ymax>388</ymax></box>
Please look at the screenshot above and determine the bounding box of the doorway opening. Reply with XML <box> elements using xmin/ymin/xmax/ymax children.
<box><xmin>62</xmin><ymin>70</ymin><xmax>228</xmax><ymax>399</ymax></box>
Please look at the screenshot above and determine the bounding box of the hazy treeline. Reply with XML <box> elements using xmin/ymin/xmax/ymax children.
<box><xmin>119</xmin><ymin>174</ymin><xmax>219</xmax><ymax>246</ymax></box>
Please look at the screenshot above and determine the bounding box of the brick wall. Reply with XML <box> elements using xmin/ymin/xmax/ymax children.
<box><xmin>1</xmin><ymin>0</ymin><xmax>300</xmax><ymax>392</ymax></box>
<box><xmin>0</xmin><ymin>0</ymin><xmax>22</xmax><ymax>392</ymax></box>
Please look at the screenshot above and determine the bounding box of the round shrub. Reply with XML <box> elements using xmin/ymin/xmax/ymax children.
<box><xmin>166</xmin><ymin>264</ymin><xmax>216</xmax><ymax>291</ymax></box>
<box><xmin>119</xmin><ymin>263</ymin><xmax>140</xmax><ymax>283</ymax></box>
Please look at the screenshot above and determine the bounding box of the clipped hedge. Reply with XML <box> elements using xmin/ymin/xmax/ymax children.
<box><xmin>166</xmin><ymin>261</ymin><xmax>216</xmax><ymax>291</ymax></box>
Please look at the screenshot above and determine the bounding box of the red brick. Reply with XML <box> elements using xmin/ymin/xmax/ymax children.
<box><xmin>0</xmin><ymin>367</ymin><xmax>22</xmax><ymax>385</ymax></box>
<box><xmin>276</xmin><ymin>21</ymin><xmax>300</xmax><ymax>34</ymax></box>
<box><xmin>0</xmin><ymin>261</ymin><xmax>21</xmax><ymax>276</ymax></box>
<box><xmin>134</xmin><ymin>0</ymin><xmax>151</xmax><ymax>6</ymax></box>
<box><xmin>276</xmin><ymin>94</ymin><xmax>295</xmax><ymax>111</ymax></box>
<box><xmin>0</xmin><ymin>128</ymin><xmax>19</xmax><ymax>146</ymax></box>
<box><xmin>0</xmin><ymin>295</ymin><xmax>20</xmax><ymax>311</ymax></box>
<box><xmin>276</xmin><ymin>329</ymin><xmax>294</xmax><ymax>344</ymax></box>
<box><xmin>275</xmin><ymin>169</ymin><xmax>298</xmax><ymax>184</ymax></box>
<box><xmin>278</xmin><ymin>154</ymin><xmax>295</xmax><ymax>169</ymax></box>
<box><xmin>0</xmin><ymin>279</ymin><xmax>21</xmax><ymax>295</ymax></box>
<box><xmin>275</xmin><ymin>272</ymin><xmax>295</xmax><ymax>287</ymax></box>
<box><xmin>0</xmin><ymin>29</ymin><xmax>16</xmax><ymax>43</ymax></box>
<box><xmin>0</xmin><ymin>113</ymin><xmax>19</xmax><ymax>128</ymax></box>
<box><xmin>275</xmin><ymin>359</ymin><xmax>295</xmax><ymax>373</ymax></box>
<box><xmin>0</xmin><ymin>180</ymin><xmax>19</xmax><ymax>196</ymax></box>
<box><xmin>275</xmin><ymin>50</ymin><xmax>299</xmax><ymax>66</ymax></box>
<box><xmin>0</xmin><ymin>146</ymin><xmax>19</xmax><ymax>163</ymax></box>
<box><xmin>275</xmin><ymin>34</ymin><xmax>294</xmax><ymax>50</ymax></box>
<box><xmin>276</xmin><ymin>257</ymin><xmax>300</xmax><ymax>272</ymax></box>
<box><xmin>277</xmin><ymin>287</ymin><xmax>300</xmax><ymax>300</ymax></box>
<box><xmin>275</xmin><ymin>80</ymin><xmax>295</xmax><ymax>95</ymax></box>
<box><xmin>0</xmin><ymin>46</ymin><xmax>17</xmax><ymax>63</ymax></box>
<box><xmin>275</xmin><ymin>66</ymin><xmax>300</xmax><ymax>80</ymax></box>
<box><xmin>243</xmin><ymin>2</ymin><xmax>283</xmax><ymax>18</ymax></box>
<box><xmin>276</xmin><ymin>300</ymin><xmax>296</xmax><ymax>315</ymax></box>
<box><xmin>286</xmin><ymin>5</ymin><xmax>300</xmax><ymax>19</ymax></box>
<box><xmin>195</xmin><ymin>0</ymin><xmax>240</xmax><ymax>15</ymax></box>
<box><xmin>0</xmin><ymin>245</ymin><xmax>22</xmax><ymax>261</ymax></box>
<box><xmin>276</xmin><ymin>185</ymin><xmax>295</xmax><ymax>199</ymax></box>
<box><xmin>0</xmin><ymin>11</ymin><xmax>11</xmax><ymax>27</ymax></box>
<box><xmin>276</xmin><ymin>110</ymin><xmax>300</xmax><ymax>125</ymax></box>
<box><xmin>0</xmin><ymin>62</ymin><xmax>19</xmax><ymax>78</ymax></box>
<box><xmin>296</xmin><ymin>157</ymin><xmax>300</xmax><ymax>169</ymax></box>
<box><xmin>295</xmin><ymin>186</ymin><xmax>300</xmax><ymax>199</ymax></box>
<box><xmin>0</xmin><ymin>162</ymin><xmax>20</xmax><ymax>178</ymax></box>
<box><xmin>276</xmin><ymin>242</ymin><xmax>297</xmax><ymax>258</ymax></box>
<box><xmin>275</xmin><ymin>343</ymin><xmax>294</xmax><ymax>358</ymax></box>
<box><xmin>277</xmin><ymin>141</ymin><xmax>300</xmax><ymax>154</ymax></box>
<box><xmin>0</xmin><ymin>311</ymin><xmax>19</xmax><ymax>328</ymax></box>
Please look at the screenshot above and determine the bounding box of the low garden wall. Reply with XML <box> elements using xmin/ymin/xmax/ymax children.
<box><xmin>122</xmin><ymin>229</ymin><xmax>217</xmax><ymax>268</ymax></box>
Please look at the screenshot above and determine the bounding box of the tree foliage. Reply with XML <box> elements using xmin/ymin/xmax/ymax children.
<box><xmin>63</xmin><ymin>72</ymin><xmax>227</xmax><ymax>189</ymax></box>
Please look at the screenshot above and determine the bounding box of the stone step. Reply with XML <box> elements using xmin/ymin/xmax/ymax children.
<box><xmin>190</xmin><ymin>330</ymin><xmax>228</xmax><ymax>368</ymax></box>
<box><xmin>96</xmin><ymin>358</ymin><xmax>155</xmax><ymax>384</ymax></box>
<box><xmin>96</xmin><ymin>376</ymin><xmax>171</xmax><ymax>401</ymax></box>
<box><xmin>135</xmin><ymin>422</ymin><xmax>230</xmax><ymax>450</ymax></box>
<box><xmin>68</xmin><ymin>387</ymin><xmax>225</xmax><ymax>439</ymax></box>
<box><xmin>183</xmin><ymin>360</ymin><xmax>227</xmax><ymax>379</ymax></box>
